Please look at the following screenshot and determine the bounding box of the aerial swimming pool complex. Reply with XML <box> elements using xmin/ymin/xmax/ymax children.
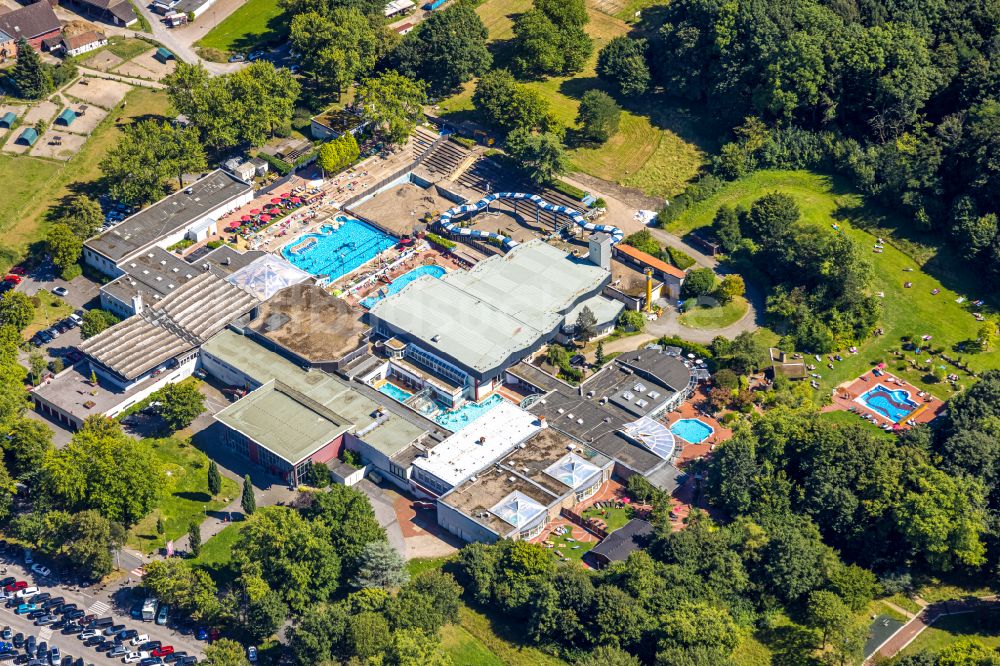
<box><xmin>282</xmin><ymin>215</ymin><xmax>396</xmax><ymax>282</ymax></box>
<box><xmin>856</xmin><ymin>384</ymin><xmax>919</xmax><ymax>423</ymax></box>
<box><xmin>361</xmin><ymin>265</ymin><xmax>446</xmax><ymax>309</ymax></box>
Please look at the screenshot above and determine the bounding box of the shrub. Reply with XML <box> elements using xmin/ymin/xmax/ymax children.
<box><xmin>424</xmin><ymin>232</ymin><xmax>456</xmax><ymax>250</ymax></box>
<box><xmin>60</xmin><ymin>264</ymin><xmax>82</xmax><ymax>281</ymax></box>
<box><xmin>196</xmin><ymin>47</ymin><xmax>228</xmax><ymax>63</ymax></box>
<box><xmin>167</xmin><ymin>239</ymin><xmax>195</xmax><ymax>252</ymax></box>
<box><xmin>258</xmin><ymin>152</ymin><xmax>293</xmax><ymax>176</ymax></box>
<box><xmin>450</xmin><ymin>135</ymin><xmax>476</xmax><ymax>149</ymax></box>
<box><xmin>550</xmin><ymin>179</ymin><xmax>587</xmax><ymax>200</ymax></box>
<box><xmin>664</xmin><ymin>245</ymin><xmax>696</xmax><ymax>270</ymax></box>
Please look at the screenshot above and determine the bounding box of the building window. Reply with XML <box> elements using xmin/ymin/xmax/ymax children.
<box><xmin>389</xmin><ymin>462</ymin><xmax>407</xmax><ymax>479</ymax></box>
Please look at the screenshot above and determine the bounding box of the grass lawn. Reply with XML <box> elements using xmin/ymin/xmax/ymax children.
<box><xmin>664</xmin><ymin>170</ymin><xmax>1000</xmax><ymax>397</ymax></box>
<box><xmin>887</xmin><ymin>593</ymin><xmax>924</xmax><ymax>615</ymax></box>
<box><xmin>545</xmin><ymin>528</ymin><xmax>595</xmax><ymax>562</ymax></box>
<box><xmin>106</xmin><ymin>37</ymin><xmax>152</xmax><ymax>61</ymax></box>
<box><xmin>406</xmin><ymin>555</ymin><xmax>453</xmax><ymax>578</ymax></box>
<box><xmin>457</xmin><ymin>605</ymin><xmax>567</xmax><ymax>666</ymax></box>
<box><xmin>873</xmin><ymin>601</ymin><xmax>909</xmax><ymax>623</ymax></box>
<box><xmin>900</xmin><ymin>612</ymin><xmax>1000</xmax><ymax>657</ymax></box>
<box><xmin>440</xmin><ymin>623</ymin><xmax>505</xmax><ymax>666</ymax></box>
<box><xmin>0</xmin><ymin>87</ymin><xmax>170</xmax><ymax>273</ymax></box>
<box><xmin>192</xmin><ymin>522</ymin><xmax>245</xmax><ymax>570</ymax></box>
<box><xmin>128</xmin><ymin>438</ymin><xmax>239</xmax><ymax>553</ymax></box>
<box><xmin>582</xmin><ymin>505</ymin><xmax>632</xmax><ymax>532</ymax></box>
<box><xmin>917</xmin><ymin>578</ymin><xmax>999</xmax><ymax>603</ymax></box>
<box><xmin>818</xmin><ymin>409</ymin><xmax>895</xmax><ymax>438</ymax></box>
<box><xmin>196</xmin><ymin>0</ymin><xmax>286</xmax><ymax>54</ymax></box>
<box><xmin>437</xmin><ymin>0</ymin><xmax>707</xmax><ymax>198</ymax></box>
<box><xmin>24</xmin><ymin>290</ymin><xmax>73</xmax><ymax>337</ymax></box>
<box><xmin>680</xmin><ymin>296</ymin><xmax>749</xmax><ymax>330</ymax></box>
<box><xmin>731</xmin><ymin>632</ymin><xmax>773</xmax><ymax>666</ymax></box>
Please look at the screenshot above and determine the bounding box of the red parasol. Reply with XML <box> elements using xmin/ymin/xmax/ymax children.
<box><xmin>228</xmin><ymin>221</ymin><xmax>241</xmax><ymax>229</ymax></box>
<box><xmin>249</xmin><ymin>208</ymin><xmax>261</xmax><ymax>215</ymax></box>
<box><xmin>270</xmin><ymin>198</ymin><xmax>282</xmax><ymax>204</ymax></box>
<box><xmin>279</xmin><ymin>192</ymin><xmax>290</xmax><ymax>198</ymax></box>
<box><xmin>290</xmin><ymin>197</ymin><xmax>301</xmax><ymax>204</ymax></box>
<box><xmin>259</xmin><ymin>214</ymin><xmax>271</xmax><ymax>222</ymax></box>
<box><xmin>240</xmin><ymin>215</ymin><xmax>252</xmax><ymax>222</ymax></box>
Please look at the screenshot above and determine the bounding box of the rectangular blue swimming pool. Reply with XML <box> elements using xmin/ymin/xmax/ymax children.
<box><xmin>670</xmin><ymin>418</ymin><xmax>714</xmax><ymax>444</ymax></box>
<box><xmin>282</xmin><ymin>215</ymin><xmax>396</xmax><ymax>282</ymax></box>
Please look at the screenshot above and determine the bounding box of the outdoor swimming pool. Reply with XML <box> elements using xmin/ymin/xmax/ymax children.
<box><xmin>857</xmin><ymin>384</ymin><xmax>918</xmax><ymax>423</ymax></box>
<box><xmin>435</xmin><ymin>394</ymin><xmax>504</xmax><ymax>431</ymax></box>
<box><xmin>670</xmin><ymin>418</ymin><xmax>714</xmax><ymax>444</ymax></box>
<box><xmin>282</xmin><ymin>215</ymin><xmax>396</xmax><ymax>282</ymax></box>
<box><xmin>361</xmin><ymin>265</ymin><xmax>446</xmax><ymax>309</ymax></box>
<box><xmin>378</xmin><ymin>381</ymin><xmax>413</xmax><ymax>403</ymax></box>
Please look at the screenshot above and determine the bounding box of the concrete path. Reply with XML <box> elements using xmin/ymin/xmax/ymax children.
<box><xmin>131</xmin><ymin>0</ymin><xmax>245</xmax><ymax>74</ymax></box>
<box><xmin>355</xmin><ymin>479</ymin><xmax>407</xmax><ymax>557</ymax></box>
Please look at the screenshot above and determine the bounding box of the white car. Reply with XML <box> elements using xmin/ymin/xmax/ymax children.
<box><xmin>247</xmin><ymin>646</ymin><xmax>257</xmax><ymax>663</ymax></box>
<box><xmin>130</xmin><ymin>634</ymin><xmax>149</xmax><ymax>646</ymax></box>
<box><xmin>30</xmin><ymin>564</ymin><xmax>50</xmax><ymax>577</ymax></box>
<box><xmin>78</xmin><ymin>630</ymin><xmax>99</xmax><ymax>640</ymax></box>
<box><xmin>123</xmin><ymin>652</ymin><xmax>149</xmax><ymax>664</ymax></box>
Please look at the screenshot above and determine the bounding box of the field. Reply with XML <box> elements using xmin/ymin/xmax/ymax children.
<box><xmin>680</xmin><ymin>296</ymin><xmax>749</xmax><ymax>330</ymax></box>
<box><xmin>196</xmin><ymin>0</ymin><xmax>286</xmax><ymax>54</ymax></box>
<box><xmin>128</xmin><ymin>437</ymin><xmax>239</xmax><ymax>553</ymax></box>
<box><xmin>193</xmin><ymin>522</ymin><xmax>245</xmax><ymax>570</ymax></box>
<box><xmin>0</xmin><ymin>87</ymin><xmax>170</xmax><ymax>273</ymax></box>
<box><xmin>453</xmin><ymin>606</ymin><xmax>568</xmax><ymax>666</ymax></box>
<box><xmin>664</xmin><ymin>170</ymin><xmax>1000</xmax><ymax>397</ymax></box>
<box><xmin>900</xmin><ymin>613</ymin><xmax>1000</xmax><ymax>657</ymax></box>
<box><xmin>438</xmin><ymin>0</ymin><xmax>707</xmax><ymax>198</ymax></box>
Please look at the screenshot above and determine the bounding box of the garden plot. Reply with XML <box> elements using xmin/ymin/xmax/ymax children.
<box><xmin>81</xmin><ymin>50</ymin><xmax>124</xmax><ymax>72</ymax></box>
<box><xmin>56</xmin><ymin>103</ymin><xmax>109</xmax><ymax>136</ymax></box>
<box><xmin>113</xmin><ymin>48</ymin><xmax>176</xmax><ymax>80</ymax></box>
<box><xmin>63</xmin><ymin>78</ymin><xmax>132</xmax><ymax>109</ymax></box>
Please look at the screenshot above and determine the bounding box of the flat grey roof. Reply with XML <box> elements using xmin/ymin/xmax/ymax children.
<box><xmin>439</xmin><ymin>466</ymin><xmax>557</xmax><ymax>538</ymax></box>
<box><xmin>85</xmin><ymin>170</ymin><xmax>252</xmax><ymax>263</ymax></box>
<box><xmin>101</xmin><ymin>246</ymin><xmax>202</xmax><ymax>306</ymax></box>
<box><xmin>204</xmin><ymin>330</ymin><xmax>428</xmax><ymax>460</ymax></box>
<box><xmin>81</xmin><ymin>272</ymin><xmax>258</xmax><ymax>380</ymax></box>
<box><xmin>369</xmin><ymin>240</ymin><xmax>608</xmax><ymax>374</ymax></box>
<box><xmin>214</xmin><ymin>380</ymin><xmax>354</xmax><ymax>466</ymax></box>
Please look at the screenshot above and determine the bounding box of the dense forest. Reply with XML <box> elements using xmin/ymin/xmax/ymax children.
<box><xmin>598</xmin><ymin>0</ymin><xmax>1000</xmax><ymax>289</ymax></box>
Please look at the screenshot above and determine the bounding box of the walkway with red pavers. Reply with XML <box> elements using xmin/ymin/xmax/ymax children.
<box><xmin>867</xmin><ymin>596</ymin><xmax>999</xmax><ymax>663</ymax></box>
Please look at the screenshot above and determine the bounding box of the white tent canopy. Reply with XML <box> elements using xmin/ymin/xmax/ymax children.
<box><xmin>227</xmin><ymin>254</ymin><xmax>312</xmax><ymax>301</ymax></box>
<box><xmin>491</xmin><ymin>491</ymin><xmax>546</xmax><ymax>529</ymax></box>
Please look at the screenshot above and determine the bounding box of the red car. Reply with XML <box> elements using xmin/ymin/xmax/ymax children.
<box><xmin>151</xmin><ymin>646</ymin><xmax>174</xmax><ymax>657</ymax></box>
<box><xmin>2</xmin><ymin>275</ymin><xmax>20</xmax><ymax>285</ymax></box>
<box><xmin>8</xmin><ymin>266</ymin><xmax>25</xmax><ymax>276</ymax></box>
<box><xmin>4</xmin><ymin>581</ymin><xmax>26</xmax><ymax>592</ymax></box>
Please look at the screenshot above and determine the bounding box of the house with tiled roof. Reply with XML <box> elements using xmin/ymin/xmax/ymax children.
<box><xmin>0</xmin><ymin>2</ymin><xmax>61</xmax><ymax>52</ymax></box>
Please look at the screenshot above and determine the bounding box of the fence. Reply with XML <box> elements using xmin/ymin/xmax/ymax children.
<box><xmin>560</xmin><ymin>507</ymin><xmax>608</xmax><ymax>540</ymax></box>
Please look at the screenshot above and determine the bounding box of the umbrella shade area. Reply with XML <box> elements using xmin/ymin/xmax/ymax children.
<box><xmin>228</xmin><ymin>221</ymin><xmax>241</xmax><ymax>229</ymax></box>
<box><xmin>290</xmin><ymin>197</ymin><xmax>301</xmax><ymax>203</ymax></box>
<box><xmin>250</xmin><ymin>209</ymin><xmax>261</xmax><ymax>214</ymax></box>
<box><xmin>259</xmin><ymin>214</ymin><xmax>271</xmax><ymax>222</ymax></box>
<box><xmin>241</xmin><ymin>215</ymin><xmax>252</xmax><ymax>222</ymax></box>
<box><xmin>270</xmin><ymin>198</ymin><xmax>282</xmax><ymax>204</ymax></box>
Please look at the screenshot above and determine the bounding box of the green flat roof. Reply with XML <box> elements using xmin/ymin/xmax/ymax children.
<box><xmin>205</xmin><ymin>330</ymin><xmax>427</xmax><ymax>461</ymax></box>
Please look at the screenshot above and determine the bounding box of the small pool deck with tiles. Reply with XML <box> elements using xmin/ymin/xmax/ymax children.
<box><xmin>825</xmin><ymin>369</ymin><xmax>945</xmax><ymax>429</ymax></box>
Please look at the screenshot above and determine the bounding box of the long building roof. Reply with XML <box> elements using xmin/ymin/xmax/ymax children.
<box><xmin>80</xmin><ymin>271</ymin><xmax>257</xmax><ymax>380</ymax></box>
<box><xmin>369</xmin><ymin>240</ymin><xmax>609</xmax><ymax>374</ymax></box>
<box><xmin>85</xmin><ymin>170</ymin><xmax>251</xmax><ymax>263</ymax></box>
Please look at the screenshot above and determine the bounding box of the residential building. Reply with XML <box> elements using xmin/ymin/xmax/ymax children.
<box><xmin>57</xmin><ymin>0</ymin><xmax>137</xmax><ymax>26</ymax></box>
<box><xmin>59</xmin><ymin>30</ymin><xmax>106</xmax><ymax>56</ymax></box>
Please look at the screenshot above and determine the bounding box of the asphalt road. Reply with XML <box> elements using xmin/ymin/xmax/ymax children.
<box><xmin>0</xmin><ymin>557</ymin><xmax>205</xmax><ymax>664</ymax></box>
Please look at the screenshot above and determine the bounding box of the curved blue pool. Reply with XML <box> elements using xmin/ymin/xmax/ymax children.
<box><xmin>857</xmin><ymin>384</ymin><xmax>918</xmax><ymax>423</ymax></box>
<box><xmin>282</xmin><ymin>215</ymin><xmax>396</xmax><ymax>282</ymax></box>
<box><xmin>361</xmin><ymin>265</ymin><xmax>446</xmax><ymax>309</ymax></box>
<box><xmin>670</xmin><ymin>418</ymin><xmax>714</xmax><ymax>444</ymax></box>
<box><xmin>435</xmin><ymin>394</ymin><xmax>504</xmax><ymax>431</ymax></box>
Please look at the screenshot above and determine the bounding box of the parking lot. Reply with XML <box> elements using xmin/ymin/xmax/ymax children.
<box><xmin>0</xmin><ymin>547</ymin><xmax>205</xmax><ymax>665</ymax></box>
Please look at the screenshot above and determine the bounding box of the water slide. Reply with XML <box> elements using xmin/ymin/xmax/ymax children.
<box><xmin>437</xmin><ymin>192</ymin><xmax>623</xmax><ymax>250</ymax></box>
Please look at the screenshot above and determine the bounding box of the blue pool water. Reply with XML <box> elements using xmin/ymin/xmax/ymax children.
<box><xmin>378</xmin><ymin>382</ymin><xmax>413</xmax><ymax>403</ymax></box>
<box><xmin>282</xmin><ymin>215</ymin><xmax>396</xmax><ymax>282</ymax></box>
<box><xmin>435</xmin><ymin>394</ymin><xmax>504</xmax><ymax>431</ymax></box>
<box><xmin>670</xmin><ymin>418</ymin><xmax>714</xmax><ymax>444</ymax></box>
<box><xmin>857</xmin><ymin>384</ymin><xmax>918</xmax><ymax>423</ymax></box>
<box><xmin>361</xmin><ymin>265</ymin><xmax>447</xmax><ymax>309</ymax></box>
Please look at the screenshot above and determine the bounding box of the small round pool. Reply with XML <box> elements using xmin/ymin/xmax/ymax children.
<box><xmin>670</xmin><ymin>418</ymin><xmax>714</xmax><ymax>444</ymax></box>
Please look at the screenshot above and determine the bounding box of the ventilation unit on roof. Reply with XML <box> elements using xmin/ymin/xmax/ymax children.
<box><xmin>508</xmin><ymin>476</ymin><xmax>515</xmax><ymax>482</ymax></box>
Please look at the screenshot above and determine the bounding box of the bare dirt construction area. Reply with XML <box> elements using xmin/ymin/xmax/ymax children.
<box><xmin>81</xmin><ymin>50</ymin><xmax>124</xmax><ymax>72</ymax></box>
<box><xmin>352</xmin><ymin>183</ymin><xmax>456</xmax><ymax>237</ymax></box>
<box><xmin>64</xmin><ymin>78</ymin><xmax>132</xmax><ymax>109</ymax></box>
<box><xmin>30</xmin><ymin>130</ymin><xmax>86</xmax><ymax>160</ymax></box>
<box><xmin>113</xmin><ymin>48</ymin><xmax>176</xmax><ymax>81</ymax></box>
<box><xmin>56</xmin><ymin>103</ymin><xmax>109</xmax><ymax>135</ymax></box>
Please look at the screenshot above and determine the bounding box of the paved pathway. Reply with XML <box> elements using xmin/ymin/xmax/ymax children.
<box><xmin>131</xmin><ymin>0</ymin><xmax>245</xmax><ymax>74</ymax></box>
<box><xmin>867</xmin><ymin>596</ymin><xmax>998</xmax><ymax>663</ymax></box>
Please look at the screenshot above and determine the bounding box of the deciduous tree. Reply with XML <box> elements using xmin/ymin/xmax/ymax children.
<box><xmin>576</xmin><ymin>89</ymin><xmax>621</xmax><ymax>144</ymax></box>
<box><xmin>505</xmin><ymin>128</ymin><xmax>567</xmax><ymax>183</ymax></box>
<box><xmin>0</xmin><ymin>291</ymin><xmax>33</xmax><ymax>331</ymax></box>
<box><xmin>355</xmin><ymin>70</ymin><xmax>426</xmax><ymax>145</ymax></box>
<box><xmin>597</xmin><ymin>36</ymin><xmax>650</xmax><ymax>96</ymax></box>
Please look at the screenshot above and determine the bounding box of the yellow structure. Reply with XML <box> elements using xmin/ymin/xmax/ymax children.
<box><xmin>645</xmin><ymin>268</ymin><xmax>653</xmax><ymax>312</ymax></box>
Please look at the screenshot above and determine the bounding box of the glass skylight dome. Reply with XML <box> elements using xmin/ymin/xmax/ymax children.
<box><xmin>226</xmin><ymin>255</ymin><xmax>312</xmax><ymax>301</ymax></box>
<box><xmin>491</xmin><ymin>491</ymin><xmax>546</xmax><ymax>528</ymax></box>
<box><xmin>621</xmin><ymin>416</ymin><xmax>676</xmax><ymax>460</ymax></box>
<box><xmin>544</xmin><ymin>452</ymin><xmax>601</xmax><ymax>489</ymax></box>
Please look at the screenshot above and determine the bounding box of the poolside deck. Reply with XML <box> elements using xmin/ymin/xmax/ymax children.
<box><xmin>661</xmin><ymin>387</ymin><xmax>733</xmax><ymax>467</ymax></box>
<box><xmin>826</xmin><ymin>369</ymin><xmax>945</xmax><ymax>428</ymax></box>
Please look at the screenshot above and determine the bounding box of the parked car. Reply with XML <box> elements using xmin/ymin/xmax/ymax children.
<box><xmin>15</xmin><ymin>604</ymin><xmax>37</xmax><ymax>615</ymax></box>
<box><xmin>118</xmin><ymin>629</ymin><xmax>138</xmax><ymax>641</ymax></box>
<box><xmin>155</xmin><ymin>605</ymin><xmax>168</xmax><ymax>626</ymax></box>
<box><xmin>139</xmin><ymin>658</ymin><xmax>163</xmax><ymax>666</ymax></box>
<box><xmin>130</xmin><ymin>635</ymin><xmax>149</xmax><ymax>647</ymax></box>
<box><xmin>139</xmin><ymin>642</ymin><xmax>160</xmax><ymax>652</ymax></box>
<box><xmin>33</xmin><ymin>616</ymin><xmax>56</xmax><ymax>626</ymax></box>
<box><xmin>0</xmin><ymin>579</ymin><xmax>15</xmax><ymax>589</ymax></box>
<box><xmin>29</xmin><ymin>565</ymin><xmax>49</xmax><ymax>578</ymax></box>
<box><xmin>0</xmin><ymin>627</ymin><xmax>9</xmax><ymax>641</ymax></box>
<box><xmin>123</xmin><ymin>652</ymin><xmax>148</xmax><ymax>664</ymax></box>
<box><xmin>163</xmin><ymin>653</ymin><xmax>186</xmax><ymax>663</ymax></box>
<box><xmin>4</xmin><ymin>582</ymin><xmax>25</xmax><ymax>593</ymax></box>
<box><xmin>194</xmin><ymin>628</ymin><xmax>207</xmax><ymax>641</ymax></box>
<box><xmin>63</xmin><ymin>610</ymin><xmax>83</xmax><ymax>620</ymax></box>
<box><xmin>46</xmin><ymin>647</ymin><xmax>58</xmax><ymax>664</ymax></box>
<box><xmin>77</xmin><ymin>631</ymin><xmax>98</xmax><ymax>641</ymax></box>
<box><xmin>106</xmin><ymin>645</ymin><xmax>126</xmax><ymax>658</ymax></box>
<box><xmin>104</xmin><ymin>624</ymin><xmax>125</xmax><ymax>636</ymax></box>
<box><xmin>13</xmin><ymin>633</ymin><xmax>23</xmax><ymax>648</ymax></box>
<box><xmin>227</xmin><ymin>54</ymin><xmax>244</xmax><ymax>62</ymax></box>
<box><xmin>150</xmin><ymin>647</ymin><xmax>172</xmax><ymax>658</ymax></box>
<box><xmin>246</xmin><ymin>646</ymin><xmax>257</xmax><ymax>663</ymax></box>
<box><xmin>52</xmin><ymin>287</ymin><xmax>68</xmax><ymax>298</ymax></box>
<box><xmin>60</xmin><ymin>626</ymin><xmax>82</xmax><ymax>636</ymax></box>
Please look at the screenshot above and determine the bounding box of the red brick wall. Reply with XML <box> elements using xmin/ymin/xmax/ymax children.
<box><xmin>308</xmin><ymin>434</ymin><xmax>345</xmax><ymax>466</ymax></box>
<box><xmin>27</xmin><ymin>29</ymin><xmax>60</xmax><ymax>52</ymax></box>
